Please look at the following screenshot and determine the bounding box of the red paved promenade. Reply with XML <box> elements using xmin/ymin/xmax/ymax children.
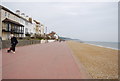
<box><xmin>2</xmin><ymin>42</ymin><xmax>90</xmax><ymax>79</ymax></box>
<box><xmin>0</xmin><ymin>50</ymin><xmax>2</xmax><ymax>80</ymax></box>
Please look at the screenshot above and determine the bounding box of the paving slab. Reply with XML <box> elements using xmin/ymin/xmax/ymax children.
<box><xmin>2</xmin><ymin>42</ymin><xmax>90</xmax><ymax>79</ymax></box>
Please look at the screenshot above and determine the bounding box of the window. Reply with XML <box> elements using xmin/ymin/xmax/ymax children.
<box><xmin>7</xmin><ymin>23</ymin><xmax>9</xmax><ymax>31</ymax></box>
<box><xmin>16</xmin><ymin>26</ymin><xmax>18</xmax><ymax>32</ymax></box>
<box><xmin>22</xmin><ymin>27</ymin><xmax>24</xmax><ymax>33</ymax></box>
<box><xmin>25</xmin><ymin>21</ymin><xmax>28</xmax><ymax>25</ymax></box>
<box><xmin>18</xmin><ymin>27</ymin><xmax>20</xmax><ymax>32</ymax></box>
<box><xmin>20</xmin><ymin>19</ymin><xmax>23</xmax><ymax>23</ymax></box>
<box><xmin>8</xmin><ymin>13</ymin><xmax>10</xmax><ymax>18</ymax></box>
<box><xmin>5</xmin><ymin>12</ymin><xmax>7</xmax><ymax>16</ymax></box>
<box><xmin>25</xmin><ymin>28</ymin><xmax>28</xmax><ymax>34</ymax></box>
<box><xmin>14</xmin><ymin>26</ymin><xmax>17</xmax><ymax>32</ymax></box>
<box><xmin>9</xmin><ymin>24</ymin><xmax>11</xmax><ymax>31</ymax></box>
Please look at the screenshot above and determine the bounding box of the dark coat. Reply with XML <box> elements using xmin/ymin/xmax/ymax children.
<box><xmin>11</xmin><ymin>37</ymin><xmax>18</xmax><ymax>45</ymax></box>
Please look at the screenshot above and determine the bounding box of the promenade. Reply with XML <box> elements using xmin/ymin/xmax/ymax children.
<box><xmin>2</xmin><ymin>41</ymin><xmax>90</xmax><ymax>79</ymax></box>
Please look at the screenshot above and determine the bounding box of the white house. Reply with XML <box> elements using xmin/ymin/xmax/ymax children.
<box><xmin>0</xmin><ymin>5</ymin><xmax>44</xmax><ymax>40</ymax></box>
<box><xmin>0</xmin><ymin>5</ymin><xmax>26</xmax><ymax>40</ymax></box>
<box><xmin>40</xmin><ymin>24</ymin><xmax>44</xmax><ymax>37</ymax></box>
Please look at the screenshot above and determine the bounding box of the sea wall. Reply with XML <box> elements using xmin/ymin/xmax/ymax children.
<box><xmin>0</xmin><ymin>42</ymin><xmax>1</xmax><ymax>49</ymax></box>
<box><xmin>2</xmin><ymin>40</ymin><xmax>41</xmax><ymax>49</ymax></box>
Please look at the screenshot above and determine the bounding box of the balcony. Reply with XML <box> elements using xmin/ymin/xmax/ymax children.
<box><xmin>2</xmin><ymin>28</ymin><xmax>11</xmax><ymax>32</ymax></box>
<box><xmin>2</xmin><ymin>28</ymin><xmax>24</xmax><ymax>34</ymax></box>
<box><xmin>2</xmin><ymin>18</ymin><xmax>24</xmax><ymax>34</ymax></box>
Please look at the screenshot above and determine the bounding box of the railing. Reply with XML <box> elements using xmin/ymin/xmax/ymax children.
<box><xmin>2</xmin><ymin>28</ymin><xmax>24</xmax><ymax>34</ymax></box>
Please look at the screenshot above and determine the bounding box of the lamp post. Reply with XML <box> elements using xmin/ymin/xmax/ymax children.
<box><xmin>44</xmin><ymin>26</ymin><xmax>47</xmax><ymax>40</ymax></box>
<box><xmin>45</xmin><ymin>26</ymin><xmax>47</xmax><ymax>35</ymax></box>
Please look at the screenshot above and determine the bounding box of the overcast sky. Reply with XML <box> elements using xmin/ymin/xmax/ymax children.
<box><xmin>1</xmin><ymin>1</ymin><xmax>118</xmax><ymax>42</ymax></box>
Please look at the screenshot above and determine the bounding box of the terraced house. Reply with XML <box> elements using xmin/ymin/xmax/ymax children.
<box><xmin>33</xmin><ymin>20</ymin><xmax>44</xmax><ymax>36</ymax></box>
<box><xmin>0</xmin><ymin>5</ymin><xmax>44</xmax><ymax>40</ymax></box>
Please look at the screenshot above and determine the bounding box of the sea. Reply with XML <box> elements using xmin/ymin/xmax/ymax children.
<box><xmin>71</xmin><ymin>39</ymin><xmax>119</xmax><ymax>50</ymax></box>
<box><xmin>83</xmin><ymin>41</ymin><xmax>119</xmax><ymax>50</ymax></box>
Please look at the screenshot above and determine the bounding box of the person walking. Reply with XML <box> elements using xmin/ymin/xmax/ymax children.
<box><xmin>7</xmin><ymin>34</ymin><xmax>18</xmax><ymax>53</ymax></box>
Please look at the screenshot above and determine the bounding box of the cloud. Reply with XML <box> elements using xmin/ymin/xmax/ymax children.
<box><xmin>2</xmin><ymin>0</ymin><xmax>119</xmax><ymax>2</ymax></box>
<box><xmin>1</xmin><ymin>2</ymin><xmax>118</xmax><ymax>42</ymax></box>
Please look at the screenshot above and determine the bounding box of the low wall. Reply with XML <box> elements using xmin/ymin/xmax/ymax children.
<box><xmin>0</xmin><ymin>42</ymin><xmax>1</xmax><ymax>49</ymax></box>
<box><xmin>48</xmin><ymin>40</ymin><xmax>56</xmax><ymax>42</ymax></box>
<box><xmin>2</xmin><ymin>40</ymin><xmax>41</xmax><ymax>49</ymax></box>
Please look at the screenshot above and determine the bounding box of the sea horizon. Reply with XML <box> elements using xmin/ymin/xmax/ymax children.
<box><xmin>76</xmin><ymin>39</ymin><xmax>119</xmax><ymax>50</ymax></box>
<box><xmin>61</xmin><ymin>37</ymin><xmax>119</xmax><ymax>50</ymax></box>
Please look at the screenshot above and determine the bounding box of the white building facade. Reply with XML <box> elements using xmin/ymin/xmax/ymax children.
<box><xmin>0</xmin><ymin>5</ymin><xmax>44</xmax><ymax>40</ymax></box>
<box><xmin>0</xmin><ymin>6</ymin><xmax>25</xmax><ymax>40</ymax></box>
<box><xmin>40</xmin><ymin>24</ymin><xmax>44</xmax><ymax>37</ymax></box>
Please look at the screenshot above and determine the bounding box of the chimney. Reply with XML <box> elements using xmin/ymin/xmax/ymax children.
<box><xmin>21</xmin><ymin>13</ymin><xmax>25</xmax><ymax>18</ymax></box>
<box><xmin>16</xmin><ymin>10</ymin><xmax>20</xmax><ymax>15</ymax></box>
<box><xmin>29</xmin><ymin>17</ymin><xmax>32</xmax><ymax>23</ymax></box>
<box><xmin>26</xmin><ymin>15</ymin><xmax>29</xmax><ymax>20</ymax></box>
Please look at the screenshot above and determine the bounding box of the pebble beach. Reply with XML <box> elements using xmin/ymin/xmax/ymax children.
<box><xmin>67</xmin><ymin>41</ymin><xmax>118</xmax><ymax>79</ymax></box>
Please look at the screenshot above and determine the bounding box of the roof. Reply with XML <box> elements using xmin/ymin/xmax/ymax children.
<box><xmin>2</xmin><ymin>18</ymin><xmax>24</xmax><ymax>26</ymax></box>
<box><xmin>33</xmin><ymin>20</ymin><xmax>40</xmax><ymax>24</ymax></box>
<box><xmin>47</xmin><ymin>31</ymin><xmax>56</xmax><ymax>37</ymax></box>
<box><xmin>0</xmin><ymin>5</ymin><xmax>30</xmax><ymax>23</ymax></box>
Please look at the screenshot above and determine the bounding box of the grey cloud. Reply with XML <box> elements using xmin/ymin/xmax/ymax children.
<box><xmin>2</xmin><ymin>2</ymin><xmax>118</xmax><ymax>42</ymax></box>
